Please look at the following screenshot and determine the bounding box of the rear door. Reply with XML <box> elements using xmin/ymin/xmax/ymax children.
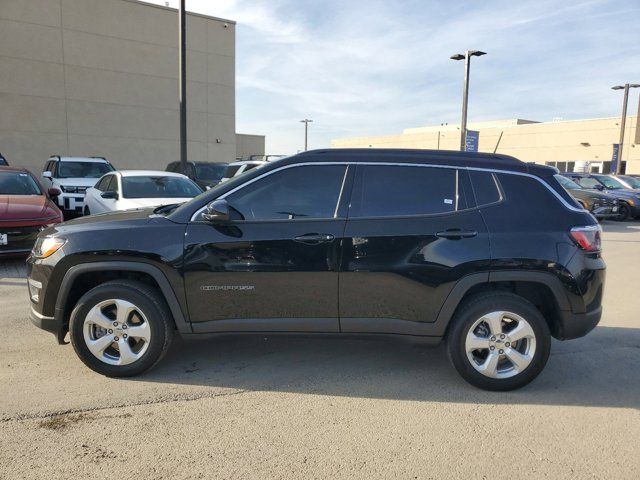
<box><xmin>339</xmin><ymin>164</ymin><xmax>490</xmax><ymax>334</ymax></box>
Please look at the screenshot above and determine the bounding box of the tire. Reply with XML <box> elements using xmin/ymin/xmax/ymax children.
<box><xmin>446</xmin><ymin>292</ymin><xmax>551</xmax><ymax>391</ymax></box>
<box><xmin>83</xmin><ymin>206</ymin><xmax>90</xmax><ymax>216</ymax></box>
<box><xmin>69</xmin><ymin>279</ymin><xmax>174</xmax><ymax>377</ymax></box>
<box><xmin>617</xmin><ymin>202</ymin><xmax>631</xmax><ymax>221</ymax></box>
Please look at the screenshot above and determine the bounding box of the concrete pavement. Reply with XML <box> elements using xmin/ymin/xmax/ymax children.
<box><xmin>1</xmin><ymin>221</ymin><xmax>639</xmax><ymax>479</ymax></box>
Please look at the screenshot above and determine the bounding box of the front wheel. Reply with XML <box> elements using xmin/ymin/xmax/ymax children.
<box><xmin>617</xmin><ymin>202</ymin><xmax>631</xmax><ymax>221</ymax></box>
<box><xmin>69</xmin><ymin>280</ymin><xmax>174</xmax><ymax>377</ymax></box>
<box><xmin>446</xmin><ymin>292</ymin><xmax>551</xmax><ymax>391</ymax></box>
<box><xmin>83</xmin><ymin>206</ymin><xmax>90</xmax><ymax>216</ymax></box>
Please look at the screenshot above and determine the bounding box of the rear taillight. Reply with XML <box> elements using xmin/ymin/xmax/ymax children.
<box><xmin>569</xmin><ymin>225</ymin><xmax>602</xmax><ymax>252</ymax></box>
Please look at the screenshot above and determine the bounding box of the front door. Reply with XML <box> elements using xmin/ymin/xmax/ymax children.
<box><xmin>339</xmin><ymin>164</ymin><xmax>490</xmax><ymax>334</ymax></box>
<box><xmin>183</xmin><ymin>164</ymin><xmax>351</xmax><ymax>333</ymax></box>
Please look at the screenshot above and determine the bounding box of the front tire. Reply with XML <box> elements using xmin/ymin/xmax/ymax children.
<box><xmin>69</xmin><ymin>280</ymin><xmax>174</xmax><ymax>377</ymax></box>
<box><xmin>617</xmin><ymin>202</ymin><xmax>631</xmax><ymax>221</ymax></box>
<box><xmin>83</xmin><ymin>206</ymin><xmax>90</xmax><ymax>216</ymax></box>
<box><xmin>446</xmin><ymin>292</ymin><xmax>551</xmax><ymax>391</ymax></box>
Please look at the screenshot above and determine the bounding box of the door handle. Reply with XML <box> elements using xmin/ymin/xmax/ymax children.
<box><xmin>436</xmin><ymin>229</ymin><xmax>478</xmax><ymax>240</ymax></box>
<box><xmin>293</xmin><ymin>233</ymin><xmax>335</xmax><ymax>245</ymax></box>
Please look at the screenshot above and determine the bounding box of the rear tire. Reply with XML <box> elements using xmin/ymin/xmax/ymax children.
<box><xmin>69</xmin><ymin>280</ymin><xmax>174</xmax><ymax>377</ymax></box>
<box><xmin>83</xmin><ymin>206</ymin><xmax>90</xmax><ymax>216</ymax></box>
<box><xmin>446</xmin><ymin>292</ymin><xmax>551</xmax><ymax>391</ymax></box>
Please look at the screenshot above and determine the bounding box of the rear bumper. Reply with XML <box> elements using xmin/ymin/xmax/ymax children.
<box><xmin>557</xmin><ymin>306</ymin><xmax>602</xmax><ymax>340</ymax></box>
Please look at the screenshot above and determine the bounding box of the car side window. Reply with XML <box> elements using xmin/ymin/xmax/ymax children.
<box><xmin>95</xmin><ymin>176</ymin><xmax>109</xmax><ymax>191</ymax></box>
<box><xmin>578</xmin><ymin>177</ymin><xmax>600</xmax><ymax>189</ymax></box>
<box><xmin>469</xmin><ymin>171</ymin><xmax>502</xmax><ymax>206</ymax></box>
<box><xmin>104</xmin><ymin>175</ymin><xmax>118</xmax><ymax>193</ymax></box>
<box><xmin>349</xmin><ymin>165</ymin><xmax>461</xmax><ymax>217</ymax></box>
<box><xmin>50</xmin><ymin>161</ymin><xmax>58</xmax><ymax>177</ymax></box>
<box><xmin>225</xmin><ymin>165</ymin><xmax>348</xmax><ymax>220</ymax></box>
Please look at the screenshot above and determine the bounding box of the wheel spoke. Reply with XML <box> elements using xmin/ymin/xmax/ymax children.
<box><xmin>87</xmin><ymin>334</ymin><xmax>114</xmax><ymax>356</ymax></box>
<box><xmin>114</xmin><ymin>299</ymin><xmax>136</xmax><ymax>326</ymax></box>
<box><xmin>481</xmin><ymin>311</ymin><xmax>504</xmax><ymax>335</ymax></box>
<box><xmin>508</xmin><ymin>321</ymin><xmax>535</xmax><ymax>342</ymax></box>
<box><xmin>505</xmin><ymin>348</ymin><xmax>532</xmax><ymax>372</ymax></box>
<box><xmin>127</xmin><ymin>322</ymin><xmax>151</xmax><ymax>341</ymax></box>
<box><xmin>117</xmin><ymin>339</ymin><xmax>137</xmax><ymax>365</ymax></box>
<box><xmin>466</xmin><ymin>334</ymin><xmax>490</xmax><ymax>351</ymax></box>
<box><xmin>85</xmin><ymin>306</ymin><xmax>113</xmax><ymax>330</ymax></box>
<box><xmin>478</xmin><ymin>352</ymin><xmax>500</xmax><ymax>378</ymax></box>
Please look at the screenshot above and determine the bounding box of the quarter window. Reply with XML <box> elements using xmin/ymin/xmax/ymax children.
<box><xmin>469</xmin><ymin>171</ymin><xmax>502</xmax><ymax>206</ymax></box>
<box><xmin>350</xmin><ymin>165</ymin><xmax>460</xmax><ymax>217</ymax></box>
<box><xmin>225</xmin><ymin>165</ymin><xmax>347</xmax><ymax>220</ymax></box>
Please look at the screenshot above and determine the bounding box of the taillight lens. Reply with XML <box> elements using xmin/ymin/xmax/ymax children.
<box><xmin>569</xmin><ymin>225</ymin><xmax>601</xmax><ymax>252</ymax></box>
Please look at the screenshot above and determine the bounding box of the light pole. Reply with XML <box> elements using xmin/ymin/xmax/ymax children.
<box><xmin>611</xmin><ymin>83</ymin><xmax>640</xmax><ymax>174</ymax></box>
<box><xmin>451</xmin><ymin>50</ymin><xmax>486</xmax><ymax>151</ymax></box>
<box><xmin>178</xmin><ymin>0</ymin><xmax>188</xmax><ymax>176</ymax></box>
<box><xmin>300</xmin><ymin>119</ymin><xmax>313</xmax><ymax>151</ymax></box>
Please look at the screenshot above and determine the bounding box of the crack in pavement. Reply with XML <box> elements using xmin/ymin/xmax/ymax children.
<box><xmin>0</xmin><ymin>388</ymin><xmax>249</xmax><ymax>423</ymax></box>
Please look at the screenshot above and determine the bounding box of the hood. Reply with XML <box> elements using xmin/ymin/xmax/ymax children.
<box><xmin>0</xmin><ymin>195</ymin><xmax>58</xmax><ymax>221</ymax></box>
<box><xmin>603</xmin><ymin>188</ymin><xmax>640</xmax><ymax>200</ymax></box>
<box><xmin>122</xmin><ymin>198</ymin><xmax>193</xmax><ymax>209</ymax></box>
<box><xmin>580</xmin><ymin>189</ymin><xmax>619</xmax><ymax>200</ymax></box>
<box><xmin>54</xmin><ymin>177</ymin><xmax>100</xmax><ymax>188</ymax></box>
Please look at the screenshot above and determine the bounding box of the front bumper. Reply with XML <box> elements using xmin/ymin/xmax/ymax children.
<box><xmin>0</xmin><ymin>225</ymin><xmax>44</xmax><ymax>256</ymax></box>
<box><xmin>591</xmin><ymin>203</ymin><xmax>618</xmax><ymax>219</ymax></box>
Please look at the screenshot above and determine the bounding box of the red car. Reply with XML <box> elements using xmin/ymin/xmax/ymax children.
<box><xmin>0</xmin><ymin>166</ymin><xmax>63</xmax><ymax>256</ymax></box>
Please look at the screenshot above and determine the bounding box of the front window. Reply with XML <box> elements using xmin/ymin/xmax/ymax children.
<box><xmin>225</xmin><ymin>165</ymin><xmax>347</xmax><ymax>220</ymax></box>
<box><xmin>57</xmin><ymin>162</ymin><xmax>114</xmax><ymax>178</ymax></box>
<box><xmin>555</xmin><ymin>174</ymin><xmax>582</xmax><ymax>190</ymax></box>
<box><xmin>195</xmin><ymin>163</ymin><xmax>227</xmax><ymax>182</ymax></box>
<box><xmin>121</xmin><ymin>176</ymin><xmax>202</xmax><ymax>199</ymax></box>
<box><xmin>0</xmin><ymin>172</ymin><xmax>42</xmax><ymax>195</ymax></box>
<box><xmin>620</xmin><ymin>176</ymin><xmax>640</xmax><ymax>189</ymax></box>
<box><xmin>594</xmin><ymin>175</ymin><xmax>625</xmax><ymax>190</ymax></box>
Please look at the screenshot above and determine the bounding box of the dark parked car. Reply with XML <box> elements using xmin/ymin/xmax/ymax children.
<box><xmin>562</xmin><ymin>173</ymin><xmax>640</xmax><ymax>220</ymax></box>
<box><xmin>0</xmin><ymin>153</ymin><xmax>8</xmax><ymax>166</ymax></box>
<box><xmin>554</xmin><ymin>174</ymin><xmax>619</xmax><ymax>220</ymax></box>
<box><xmin>28</xmin><ymin>149</ymin><xmax>605</xmax><ymax>391</ymax></box>
<box><xmin>166</xmin><ymin>161</ymin><xmax>228</xmax><ymax>190</ymax></box>
<box><xmin>1</xmin><ymin>166</ymin><xmax>63</xmax><ymax>256</ymax></box>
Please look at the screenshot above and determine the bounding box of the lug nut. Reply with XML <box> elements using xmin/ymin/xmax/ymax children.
<box><xmin>108</xmin><ymin>329</ymin><xmax>113</xmax><ymax>334</ymax></box>
<box><xmin>122</xmin><ymin>324</ymin><xmax>127</xmax><ymax>329</ymax></box>
<box><xmin>113</xmin><ymin>322</ymin><xmax>119</xmax><ymax>327</ymax></box>
<box><xmin>123</xmin><ymin>334</ymin><xmax>128</xmax><ymax>339</ymax></box>
<box><xmin>490</xmin><ymin>346</ymin><xmax>495</xmax><ymax>351</ymax></box>
<box><xmin>505</xmin><ymin>342</ymin><xmax>510</xmax><ymax>347</ymax></box>
<box><xmin>490</xmin><ymin>336</ymin><xmax>496</xmax><ymax>341</ymax></box>
<box><xmin>114</xmin><ymin>336</ymin><xmax>119</xmax><ymax>341</ymax></box>
<box><xmin>499</xmin><ymin>349</ymin><xmax>504</xmax><ymax>354</ymax></box>
<box><xmin>500</xmin><ymin>334</ymin><xmax>505</xmax><ymax>339</ymax></box>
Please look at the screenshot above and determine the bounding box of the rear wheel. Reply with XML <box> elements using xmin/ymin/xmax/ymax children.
<box><xmin>69</xmin><ymin>280</ymin><xmax>173</xmax><ymax>377</ymax></box>
<box><xmin>83</xmin><ymin>206</ymin><xmax>90</xmax><ymax>216</ymax></box>
<box><xmin>446</xmin><ymin>292</ymin><xmax>551</xmax><ymax>391</ymax></box>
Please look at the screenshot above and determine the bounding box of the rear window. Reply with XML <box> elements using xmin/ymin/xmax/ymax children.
<box><xmin>469</xmin><ymin>171</ymin><xmax>502</xmax><ymax>206</ymax></box>
<box><xmin>350</xmin><ymin>165</ymin><xmax>461</xmax><ymax>217</ymax></box>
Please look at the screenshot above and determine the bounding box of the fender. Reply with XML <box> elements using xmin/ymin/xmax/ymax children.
<box><xmin>433</xmin><ymin>270</ymin><xmax>572</xmax><ymax>336</ymax></box>
<box><xmin>54</xmin><ymin>261</ymin><xmax>192</xmax><ymax>343</ymax></box>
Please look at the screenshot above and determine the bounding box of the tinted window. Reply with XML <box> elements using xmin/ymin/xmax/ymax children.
<box><xmin>555</xmin><ymin>174</ymin><xmax>581</xmax><ymax>190</ymax></box>
<box><xmin>470</xmin><ymin>171</ymin><xmax>502</xmax><ymax>206</ymax></box>
<box><xmin>594</xmin><ymin>175</ymin><xmax>625</xmax><ymax>189</ymax></box>
<box><xmin>350</xmin><ymin>165</ymin><xmax>458</xmax><ymax>217</ymax></box>
<box><xmin>122</xmin><ymin>176</ymin><xmax>202</xmax><ymax>199</ymax></box>
<box><xmin>194</xmin><ymin>163</ymin><xmax>227</xmax><ymax>181</ymax></box>
<box><xmin>576</xmin><ymin>177</ymin><xmax>601</xmax><ymax>189</ymax></box>
<box><xmin>104</xmin><ymin>175</ymin><xmax>118</xmax><ymax>192</ymax></box>
<box><xmin>95</xmin><ymin>176</ymin><xmax>109</xmax><ymax>191</ymax></box>
<box><xmin>0</xmin><ymin>172</ymin><xmax>42</xmax><ymax>195</ymax></box>
<box><xmin>226</xmin><ymin>165</ymin><xmax>347</xmax><ymax>220</ymax></box>
<box><xmin>57</xmin><ymin>161</ymin><xmax>114</xmax><ymax>178</ymax></box>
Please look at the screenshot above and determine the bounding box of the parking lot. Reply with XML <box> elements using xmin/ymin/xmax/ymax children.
<box><xmin>0</xmin><ymin>221</ymin><xmax>638</xmax><ymax>479</ymax></box>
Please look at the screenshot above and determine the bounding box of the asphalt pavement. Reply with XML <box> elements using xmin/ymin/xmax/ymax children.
<box><xmin>1</xmin><ymin>221</ymin><xmax>639</xmax><ymax>479</ymax></box>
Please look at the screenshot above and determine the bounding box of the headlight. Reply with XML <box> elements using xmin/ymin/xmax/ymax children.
<box><xmin>32</xmin><ymin>237</ymin><xmax>66</xmax><ymax>258</ymax></box>
<box><xmin>628</xmin><ymin>197</ymin><xmax>637</xmax><ymax>206</ymax></box>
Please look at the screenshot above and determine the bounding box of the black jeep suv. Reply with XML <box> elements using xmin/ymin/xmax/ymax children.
<box><xmin>27</xmin><ymin>149</ymin><xmax>605</xmax><ymax>391</ymax></box>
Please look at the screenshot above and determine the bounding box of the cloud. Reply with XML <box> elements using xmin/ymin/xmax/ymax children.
<box><xmin>147</xmin><ymin>0</ymin><xmax>640</xmax><ymax>154</ymax></box>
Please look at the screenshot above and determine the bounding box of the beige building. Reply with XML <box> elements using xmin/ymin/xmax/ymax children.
<box><xmin>332</xmin><ymin>116</ymin><xmax>640</xmax><ymax>174</ymax></box>
<box><xmin>0</xmin><ymin>0</ymin><xmax>264</xmax><ymax>173</ymax></box>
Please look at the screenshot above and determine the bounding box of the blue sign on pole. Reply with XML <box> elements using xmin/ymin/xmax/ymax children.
<box><xmin>465</xmin><ymin>130</ymin><xmax>479</xmax><ymax>152</ymax></box>
<box><xmin>610</xmin><ymin>143</ymin><xmax>620</xmax><ymax>174</ymax></box>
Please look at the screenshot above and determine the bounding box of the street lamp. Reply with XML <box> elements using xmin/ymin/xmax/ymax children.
<box><xmin>611</xmin><ymin>83</ymin><xmax>640</xmax><ymax>174</ymax></box>
<box><xmin>300</xmin><ymin>119</ymin><xmax>313</xmax><ymax>151</ymax></box>
<box><xmin>451</xmin><ymin>50</ymin><xmax>486</xmax><ymax>151</ymax></box>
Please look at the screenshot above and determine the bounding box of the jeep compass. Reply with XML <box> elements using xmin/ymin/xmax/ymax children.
<box><xmin>27</xmin><ymin>149</ymin><xmax>605</xmax><ymax>391</ymax></box>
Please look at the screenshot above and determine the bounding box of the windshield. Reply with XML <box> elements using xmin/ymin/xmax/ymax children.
<box><xmin>594</xmin><ymin>175</ymin><xmax>625</xmax><ymax>189</ymax></box>
<box><xmin>57</xmin><ymin>161</ymin><xmax>114</xmax><ymax>178</ymax></box>
<box><xmin>619</xmin><ymin>176</ymin><xmax>640</xmax><ymax>188</ymax></box>
<box><xmin>195</xmin><ymin>163</ymin><xmax>227</xmax><ymax>181</ymax></box>
<box><xmin>0</xmin><ymin>171</ymin><xmax>42</xmax><ymax>195</ymax></box>
<box><xmin>122</xmin><ymin>176</ymin><xmax>202</xmax><ymax>199</ymax></box>
<box><xmin>555</xmin><ymin>174</ymin><xmax>582</xmax><ymax>190</ymax></box>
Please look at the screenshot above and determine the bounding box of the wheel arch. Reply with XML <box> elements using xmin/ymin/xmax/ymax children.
<box><xmin>54</xmin><ymin>261</ymin><xmax>191</xmax><ymax>344</ymax></box>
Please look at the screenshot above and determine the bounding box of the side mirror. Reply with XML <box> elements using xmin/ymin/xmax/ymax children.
<box><xmin>202</xmin><ymin>199</ymin><xmax>230</xmax><ymax>223</ymax></box>
<box><xmin>47</xmin><ymin>188</ymin><xmax>61</xmax><ymax>198</ymax></box>
<box><xmin>101</xmin><ymin>190</ymin><xmax>119</xmax><ymax>200</ymax></box>
<box><xmin>594</xmin><ymin>184</ymin><xmax>604</xmax><ymax>191</ymax></box>
<box><xmin>42</xmin><ymin>171</ymin><xmax>52</xmax><ymax>179</ymax></box>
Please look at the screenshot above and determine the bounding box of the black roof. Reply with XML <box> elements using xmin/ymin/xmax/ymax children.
<box><xmin>288</xmin><ymin>148</ymin><xmax>536</xmax><ymax>173</ymax></box>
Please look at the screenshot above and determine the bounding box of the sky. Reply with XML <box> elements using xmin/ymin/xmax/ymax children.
<box><xmin>147</xmin><ymin>0</ymin><xmax>640</xmax><ymax>155</ymax></box>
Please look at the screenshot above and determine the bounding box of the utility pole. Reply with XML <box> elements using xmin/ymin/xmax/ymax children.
<box><xmin>450</xmin><ymin>50</ymin><xmax>486</xmax><ymax>151</ymax></box>
<box><xmin>611</xmin><ymin>84</ymin><xmax>640</xmax><ymax>174</ymax></box>
<box><xmin>179</xmin><ymin>0</ymin><xmax>188</xmax><ymax>176</ymax></box>
<box><xmin>300</xmin><ymin>119</ymin><xmax>313</xmax><ymax>151</ymax></box>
